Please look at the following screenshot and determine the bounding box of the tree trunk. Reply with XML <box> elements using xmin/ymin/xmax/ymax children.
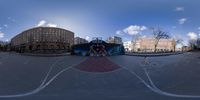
<box><xmin>154</xmin><ymin>45</ymin><xmax>157</xmax><ymax>52</ymax></box>
<box><xmin>174</xmin><ymin>45</ymin><xmax>176</xmax><ymax>52</ymax></box>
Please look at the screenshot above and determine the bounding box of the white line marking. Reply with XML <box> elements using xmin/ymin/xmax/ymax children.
<box><xmin>118</xmin><ymin>57</ymin><xmax>200</xmax><ymax>98</ymax></box>
<box><xmin>0</xmin><ymin>57</ymin><xmax>87</xmax><ymax>98</ymax></box>
<box><xmin>143</xmin><ymin>66</ymin><xmax>200</xmax><ymax>98</ymax></box>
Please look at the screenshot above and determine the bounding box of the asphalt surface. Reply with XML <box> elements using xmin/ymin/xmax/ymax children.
<box><xmin>0</xmin><ymin>52</ymin><xmax>199</xmax><ymax>100</ymax></box>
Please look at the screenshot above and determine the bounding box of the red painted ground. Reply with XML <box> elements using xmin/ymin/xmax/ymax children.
<box><xmin>75</xmin><ymin>57</ymin><xmax>120</xmax><ymax>72</ymax></box>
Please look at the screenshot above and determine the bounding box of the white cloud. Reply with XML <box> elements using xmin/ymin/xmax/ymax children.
<box><xmin>5</xmin><ymin>39</ymin><xmax>9</xmax><ymax>42</ymax></box>
<box><xmin>47</xmin><ymin>23</ymin><xmax>57</xmax><ymax>27</ymax></box>
<box><xmin>187</xmin><ymin>32</ymin><xmax>198</xmax><ymax>40</ymax></box>
<box><xmin>178</xmin><ymin>18</ymin><xmax>187</xmax><ymax>24</ymax></box>
<box><xmin>172</xmin><ymin>33</ymin><xmax>182</xmax><ymax>39</ymax></box>
<box><xmin>198</xmin><ymin>27</ymin><xmax>200</xmax><ymax>30</ymax></box>
<box><xmin>172</xmin><ymin>26</ymin><xmax>176</xmax><ymax>29</ymax></box>
<box><xmin>4</xmin><ymin>24</ymin><xmax>8</xmax><ymax>28</ymax></box>
<box><xmin>175</xmin><ymin>7</ymin><xmax>184</xmax><ymax>11</ymax></box>
<box><xmin>171</xmin><ymin>33</ymin><xmax>188</xmax><ymax>46</ymax></box>
<box><xmin>37</xmin><ymin>20</ymin><xmax>57</xmax><ymax>27</ymax></box>
<box><xmin>0</xmin><ymin>27</ymin><xmax>2</xmax><ymax>30</ymax></box>
<box><xmin>11</xmin><ymin>19</ymin><xmax>16</xmax><ymax>22</ymax></box>
<box><xmin>123</xmin><ymin>41</ymin><xmax>133</xmax><ymax>51</ymax></box>
<box><xmin>7</xmin><ymin>17</ymin><xmax>15</xmax><ymax>22</ymax></box>
<box><xmin>0</xmin><ymin>31</ymin><xmax>4</xmax><ymax>38</ymax></box>
<box><xmin>37</xmin><ymin>20</ymin><xmax>46</xmax><ymax>27</ymax></box>
<box><xmin>141</xmin><ymin>35</ymin><xmax>147</xmax><ymax>38</ymax></box>
<box><xmin>116</xmin><ymin>30</ymin><xmax>123</xmax><ymax>35</ymax></box>
<box><xmin>85</xmin><ymin>36</ymin><xmax>90</xmax><ymax>41</ymax></box>
<box><xmin>123</xmin><ymin>25</ymin><xmax>147</xmax><ymax>35</ymax></box>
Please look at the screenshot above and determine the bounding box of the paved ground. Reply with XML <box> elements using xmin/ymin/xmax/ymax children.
<box><xmin>0</xmin><ymin>52</ymin><xmax>199</xmax><ymax>100</ymax></box>
<box><xmin>75</xmin><ymin>57</ymin><xmax>120</xmax><ymax>72</ymax></box>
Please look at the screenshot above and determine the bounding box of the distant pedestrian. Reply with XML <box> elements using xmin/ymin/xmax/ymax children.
<box><xmin>141</xmin><ymin>56</ymin><xmax>150</xmax><ymax>66</ymax></box>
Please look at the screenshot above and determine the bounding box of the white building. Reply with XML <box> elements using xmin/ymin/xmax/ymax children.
<box><xmin>107</xmin><ymin>36</ymin><xmax>122</xmax><ymax>44</ymax></box>
<box><xmin>123</xmin><ymin>37</ymin><xmax>176</xmax><ymax>52</ymax></box>
<box><xmin>74</xmin><ymin>37</ymin><xmax>88</xmax><ymax>45</ymax></box>
<box><xmin>123</xmin><ymin>41</ymin><xmax>133</xmax><ymax>52</ymax></box>
<box><xmin>132</xmin><ymin>37</ymin><xmax>176</xmax><ymax>52</ymax></box>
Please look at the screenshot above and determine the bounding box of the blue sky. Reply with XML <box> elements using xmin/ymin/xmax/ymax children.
<box><xmin>0</xmin><ymin>0</ymin><xmax>200</xmax><ymax>45</ymax></box>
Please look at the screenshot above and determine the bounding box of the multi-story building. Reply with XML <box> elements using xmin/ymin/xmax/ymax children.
<box><xmin>107</xmin><ymin>36</ymin><xmax>122</xmax><ymax>44</ymax></box>
<box><xmin>10</xmin><ymin>27</ymin><xmax>74</xmax><ymax>53</ymax></box>
<box><xmin>74</xmin><ymin>37</ymin><xmax>88</xmax><ymax>45</ymax></box>
<box><xmin>197</xmin><ymin>39</ymin><xmax>200</xmax><ymax>49</ymax></box>
<box><xmin>0</xmin><ymin>41</ymin><xmax>9</xmax><ymax>51</ymax></box>
<box><xmin>132</xmin><ymin>38</ymin><xmax>176</xmax><ymax>52</ymax></box>
<box><xmin>123</xmin><ymin>41</ymin><xmax>133</xmax><ymax>52</ymax></box>
<box><xmin>182</xmin><ymin>46</ymin><xmax>192</xmax><ymax>52</ymax></box>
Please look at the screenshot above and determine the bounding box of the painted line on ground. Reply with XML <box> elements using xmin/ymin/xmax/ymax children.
<box><xmin>0</xmin><ymin>57</ymin><xmax>87</xmax><ymax>98</ymax></box>
<box><xmin>117</xmin><ymin>56</ymin><xmax>200</xmax><ymax>98</ymax></box>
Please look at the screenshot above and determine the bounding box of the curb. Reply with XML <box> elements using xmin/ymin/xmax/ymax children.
<box><xmin>20</xmin><ymin>53</ymin><xmax>71</xmax><ymax>57</ymax></box>
<box><xmin>125</xmin><ymin>52</ymin><xmax>183</xmax><ymax>57</ymax></box>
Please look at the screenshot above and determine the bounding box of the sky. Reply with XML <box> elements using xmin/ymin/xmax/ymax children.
<box><xmin>0</xmin><ymin>0</ymin><xmax>200</xmax><ymax>45</ymax></box>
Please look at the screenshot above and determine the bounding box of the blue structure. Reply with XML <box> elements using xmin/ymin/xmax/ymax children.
<box><xmin>71</xmin><ymin>39</ymin><xmax>125</xmax><ymax>56</ymax></box>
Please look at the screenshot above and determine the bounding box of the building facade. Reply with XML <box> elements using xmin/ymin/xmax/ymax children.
<box><xmin>10</xmin><ymin>27</ymin><xmax>74</xmax><ymax>53</ymax></box>
<box><xmin>74</xmin><ymin>37</ymin><xmax>88</xmax><ymax>45</ymax></box>
<box><xmin>106</xmin><ymin>36</ymin><xmax>122</xmax><ymax>44</ymax></box>
<box><xmin>0</xmin><ymin>41</ymin><xmax>9</xmax><ymax>51</ymax></box>
<box><xmin>123</xmin><ymin>41</ymin><xmax>133</xmax><ymax>52</ymax></box>
<box><xmin>133</xmin><ymin>38</ymin><xmax>176</xmax><ymax>52</ymax></box>
<box><xmin>72</xmin><ymin>38</ymin><xmax>125</xmax><ymax>56</ymax></box>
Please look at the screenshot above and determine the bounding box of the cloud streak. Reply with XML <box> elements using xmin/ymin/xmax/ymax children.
<box><xmin>4</xmin><ymin>24</ymin><xmax>8</xmax><ymax>28</ymax></box>
<box><xmin>123</xmin><ymin>25</ymin><xmax>147</xmax><ymax>35</ymax></box>
<box><xmin>175</xmin><ymin>7</ymin><xmax>184</xmax><ymax>11</ymax></box>
<box><xmin>0</xmin><ymin>31</ymin><xmax>4</xmax><ymax>38</ymax></box>
<box><xmin>37</xmin><ymin>20</ymin><xmax>46</xmax><ymax>27</ymax></box>
<box><xmin>187</xmin><ymin>32</ymin><xmax>198</xmax><ymax>40</ymax></box>
<box><xmin>37</xmin><ymin>20</ymin><xmax>57</xmax><ymax>27</ymax></box>
<box><xmin>47</xmin><ymin>23</ymin><xmax>57</xmax><ymax>27</ymax></box>
<box><xmin>85</xmin><ymin>36</ymin><xmax>90</xmax><ymax>41</ymax></box>
<box><xmin>116</xmin><ymin>30</ymin><xmax>123</xmax><ymax>35</ymax></box>
<box><xmin>178</xmin><ymin>18</ymin><xmax>187</xmax><ymax>24</ymax></box>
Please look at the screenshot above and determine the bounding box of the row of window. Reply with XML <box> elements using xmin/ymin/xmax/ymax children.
<box><xmin>137</xmin><ymin>48</ymin><xmax>173</xmax><ymax>52</ymax></box>
<box><xmin>11</xmin><ymin>29</ymin><xmax>74</xmax><ymax>46</ymax></box>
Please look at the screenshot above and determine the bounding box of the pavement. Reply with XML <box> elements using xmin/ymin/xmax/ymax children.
<box><xmin>125</xmin><ymin>52</ymin><xmax>183</xmax><ymax>57</ymax></box>
<box><xmin>21</xmin><ymin>52</ymin><xmax>71</xmax><ymax>57</ymax></box>
<box><xmin>0</xmin><ymin>52</ymin><xmax>199</xmax><ymax>100</ymax></box>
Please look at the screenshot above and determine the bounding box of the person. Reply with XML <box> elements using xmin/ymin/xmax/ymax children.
<box><xmin>141</xmin><ymin>56</ymin><xmax>150</xmax><ymax>66</ymax></box>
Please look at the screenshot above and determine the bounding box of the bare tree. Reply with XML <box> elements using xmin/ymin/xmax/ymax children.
<box><xmin>197</xmin><ymin>38</ymin><xmax>200</xmax><ymax>49</ymax></box>
<box><xmin>189</xmin><ymin>39</ymin><xmax>196</xmax><ymax>50</ymax></box>
<box><xmin>174</xmin><ymin>39</ymin><xmax>183</xmax><ymax>52</ymax></box>
<box><xmin>131</xmin><ymin>34</ymin><xmax>140</xmax><ymax>52</ymax></box>
<box><xmin>189</xmin><ymin>38</ymin><xmax>200</xmax><ymax>50</ymax></box>
<box><xmin>151</xmin><ymin>28</ymin><xmax>170</xmax><ymax>52</ymax></box>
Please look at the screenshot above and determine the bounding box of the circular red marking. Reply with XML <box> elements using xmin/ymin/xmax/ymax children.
<box><xmin>75</xmin><ymin>57</ymin><xmax>120</xmax><ymax>72</ymax></box>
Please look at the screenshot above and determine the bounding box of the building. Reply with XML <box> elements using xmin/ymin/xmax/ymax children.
<box><xmin>182</xmin><ymin>46</ymin><xmax>192</xmax><ymax>52</ymax></box>
<box><xmin>0</xmin><ymin>41</ymin><xmax>9</xmax><ymax>46</ymax></box>
<box><xmin>10</xmin><ymin>27</ymin><xmax>74</xmax><ymax>53</ymax></box>
<box><xmin>71</xmin><ymin>38</ymin><xmax>125</xmax><ymax>56</ymax></box>
<box><xmin>106</xmin><ymin>36</ymin><xmax>122</xmax><ymax>44</ymax></box>
<box><xmin>123</xmin><ymin>41</ymin><xmax>133</xmax><ymax>52</ymax></box>
<box><xmin>132</xmin><ymin>38</ymin><xmax>175</xmax><ymax>52</ymax></box>
<box><xmin>74</xmin><ymin>37</ymin><xmax>88</xmax><ymax>45</ymax></box>
<box><xmin>0</xmin><ymin>41</ymin><xmax>9</xmax><ymax>51</ymax></box>
<box><xmin>197</xmin><ymin>38</ymin><xmax>200</xmax><ymax>49</ymax></box>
